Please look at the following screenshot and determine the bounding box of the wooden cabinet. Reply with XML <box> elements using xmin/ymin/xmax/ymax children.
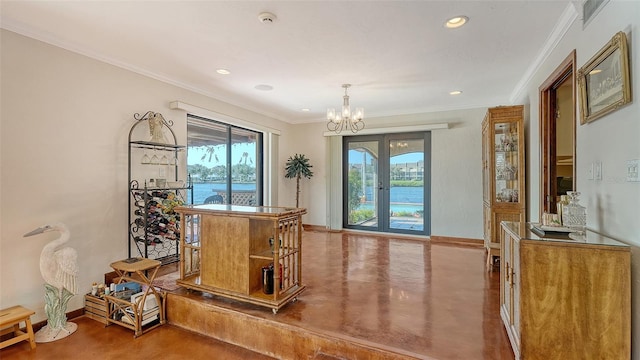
<box><xmin>500</xmin><ymin>222</ymin><xmax>631</xmax><ymax>359</ymax></box>
<box><xmin>500</xmin><ymin>222</ymin><xmax>522</xmax><ymax>355</ymax></box>
<box><xmin>482</xmin><ymin>106</ymin><xmax>525</xmax><ymax>269</ymax></box>
<box><xmin>175</xmin><ymin>204</ymin><xmax>306</xmax><ymax>314</ymax></box>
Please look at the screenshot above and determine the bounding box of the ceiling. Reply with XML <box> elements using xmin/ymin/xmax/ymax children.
<box><xmin>1</xmin><ymin>1</ymin><xmax>574</xmax><ymax>125</ymax></box>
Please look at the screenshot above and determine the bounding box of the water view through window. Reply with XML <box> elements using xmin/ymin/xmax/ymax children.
<box><xmin>186</xmin><ymin>116</ymin><xmax>262</xmax><ymax>206</ymax></box>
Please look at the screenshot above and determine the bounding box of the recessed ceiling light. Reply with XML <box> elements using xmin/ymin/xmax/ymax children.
<box><xmin>254</xmin><ymin>84</ymin><xmax>274</xmax><ymax>91</ymax></box>
<box><xmin>445</xmin><ymin>16</ymin><xmax>468</xmax><ymax>29</ymax></box>
<box><xmin>301</xmin><ymin>108</ymin><xmax>310</xmax><ymax>112</ymax></box>
<box><xmin>449</xmin><ymin>90</ymin><xmax>463</xmax><ymax>95</ymax></box>
<box><xmin>216</xmin><ymin>69</ymin><xmax>231</xmax><ymax>75</ymax></box>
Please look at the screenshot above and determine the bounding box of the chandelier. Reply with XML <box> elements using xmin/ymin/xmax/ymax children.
<box><xmin>326</xmin><ymin>84</ymin><xmax>364</xmax><ymax>134</ymax></box>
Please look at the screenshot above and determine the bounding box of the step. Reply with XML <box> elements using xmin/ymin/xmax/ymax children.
<box><xmin>165</xmin><ymin>288</ymin><xmax>424</xmax><ymax>359</ymax></box>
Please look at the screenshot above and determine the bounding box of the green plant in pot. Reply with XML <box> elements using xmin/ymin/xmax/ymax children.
<box><xmin>284</xmin><ymin>154</ymin><xmax>314</xmax><ymax>208</ymax></box>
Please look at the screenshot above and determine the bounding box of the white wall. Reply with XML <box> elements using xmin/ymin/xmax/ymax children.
<box><xmin>277</xmin><ymin>121</ymin><xmax>328</xmax><ymax>224</ymax></box>
<box><xmin>517</xmin><ymin>1</ymin><xmax>640</xmax><ymax>357</ymax></box>
<box><xmin>522</xmin><ymin>1</ymin><xmax>640</xmax><ymax>239</ymax></box>
<box><xmin>0</xmin><ymin>29</ymin><xmax>289</xmax><ymax>322</ymax></box>
<box><xmin>293</xmin><ymin>108</ymin><xmax>486</xmax><ymax>239</ymax></box>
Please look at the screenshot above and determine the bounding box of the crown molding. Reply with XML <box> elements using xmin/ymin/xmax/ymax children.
<box><xmin>323</xmin><ymin>122</ymin><xmax>449</xmax><ymax>137</ymax></box>
<box><xmin>0</xmin><ymin>20</ymin><xmax>291</xmax><ymax>124</ymax></box>
<box><xmin>509</xmin><ymin>3</ymin><xmax>579</xmax><ymax>104</ymax></box>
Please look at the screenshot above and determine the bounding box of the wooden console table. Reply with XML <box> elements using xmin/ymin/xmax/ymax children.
<box><xmin>500</xmin><ymin>221</ymin><xmax>630</xmax><ymax>359</ymax></box>
<box><xmin>105</xmin><ymin>258</ymin><xmax>165</xmax><ymax>337</ymax></box>
<box><xmin>174</xmin><ymin>204</ymin><xmax>306</xmax><ymax>314</ymax></box>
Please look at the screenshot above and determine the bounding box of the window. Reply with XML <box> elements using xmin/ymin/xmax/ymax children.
<box><xmin>187</xmin><ymin>115</ymin><xmax>263</xmax><ymax>206</ymax></box>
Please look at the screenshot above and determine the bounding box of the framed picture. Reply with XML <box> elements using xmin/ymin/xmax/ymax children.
<box><xmin>578</xmin><ymin>31</ymin><xmax>631</xmax><ymax>124</ymax></box>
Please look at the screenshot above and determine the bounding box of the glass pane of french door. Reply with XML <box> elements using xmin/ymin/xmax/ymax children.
<box><xmin>345</xmin><ymin>140</ymin><xmax>379</xmax><ymax>229</ymax></box>
<box><xmin>388</xmin><ymin>138</ymin><xmax>424</xmax><ymax>232</ymax></box>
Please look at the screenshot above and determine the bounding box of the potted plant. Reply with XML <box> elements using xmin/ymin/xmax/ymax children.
<box><xmin>284</xmin><ymin>154</ymin><xmax>314</xmax><ymax>208</ymax></box>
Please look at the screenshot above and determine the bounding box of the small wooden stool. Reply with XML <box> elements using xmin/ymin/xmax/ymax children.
<box><xmin>0</xmin><ymin>305</ymin><xmax>36</xmax><ymax>350</ymax></box>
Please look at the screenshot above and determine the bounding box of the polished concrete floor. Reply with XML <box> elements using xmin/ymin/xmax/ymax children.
<box><xmin>0</xmin><ymin>316</ymin><xmax>274</xmax><ymax>360</ymax></box>
<box><xmin>272</xmin><ymin>231</ymin><xmax>514</xmax><ymax>359</ymax></box>
<box><xmin>1</xmin><ymin>230</ymin><xmax>514</xmax><ymax>360</ymax></box>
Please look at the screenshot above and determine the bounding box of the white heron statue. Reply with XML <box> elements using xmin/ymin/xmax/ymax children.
<box><xmin>24</xmin><ymin>223</ymin><xmax>79</xmax><ymax>342</ymax></box>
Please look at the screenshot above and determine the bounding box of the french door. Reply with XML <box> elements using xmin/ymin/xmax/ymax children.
<box><xmin>343</xmin><ymin>132</ymin><xmax>430</xmax><ymax>235</ymax></box>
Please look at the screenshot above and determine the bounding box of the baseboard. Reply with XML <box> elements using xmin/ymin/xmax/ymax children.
<box><xmin>0</xmin><ymin>307</ymin><xmax>85</xmax><ymax>343</ymax></box>
<box><xmin>304</xmin><ymin>226</ymin><xmax>431</xmax><ymax>239</ymax></box>
<box><xmin>302</xmin><ymin>224</ymin><xmax>334</xmax><ymax>232</ymax></box>
<box><xmin>429</xmin><ymin>235</ymin><xmax>483</xmax><ymax>248</ymax></box>
<box><xmin>24</xmin><ymin>308</ymin><xmax>86</xmax><ymax>334</ymax></box>
<box><xmin>302</xmin><ymin>226</ymin><xmax>483</xmax><ymax>248</ymax></box>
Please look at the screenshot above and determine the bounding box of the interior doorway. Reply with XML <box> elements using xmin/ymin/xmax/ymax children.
<box><xmin>539</xmin><ymin>50</ymin><xmax>576</xmax><ymax>215</ymax></box>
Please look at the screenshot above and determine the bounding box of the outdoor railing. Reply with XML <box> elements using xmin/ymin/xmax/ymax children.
<box><xmin>216</xmin><ymin>190</ymin><xmax>256</xmax><ymax>206</ymax></box>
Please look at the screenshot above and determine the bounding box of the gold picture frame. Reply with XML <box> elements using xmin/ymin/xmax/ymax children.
<box><xmin>578</xmin><ymin>31</ymin><xmax>631</xmax><ymax>124</ymax></box>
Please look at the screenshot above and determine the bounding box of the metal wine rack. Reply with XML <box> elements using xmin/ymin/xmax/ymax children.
<box><xmin>127</xmin><ymin>111</ymin><xmax>192</xmax><ymax>264</ymax></box>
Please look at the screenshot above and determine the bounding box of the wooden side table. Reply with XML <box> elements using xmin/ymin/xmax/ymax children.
<box><xmin>0</xmin><ymin>305</ymin><xmax>36</xmax><ymax>350</ymax></box>
<box><xmin>105</xmin><ymin>258</ymin><xmax>165</xmax><ymax>337</ymax></box>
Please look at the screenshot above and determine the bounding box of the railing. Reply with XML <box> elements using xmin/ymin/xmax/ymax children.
<box><xmin>216</xmin><ymin>190</ymin><xmax>256</xmax><ymax>206</ymax></box>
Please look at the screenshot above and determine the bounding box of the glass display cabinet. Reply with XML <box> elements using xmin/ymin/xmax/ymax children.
<box><xmin>482</xmin><ymin>105</ymin><xmax>526</xmax><ymax>270</ymax></box>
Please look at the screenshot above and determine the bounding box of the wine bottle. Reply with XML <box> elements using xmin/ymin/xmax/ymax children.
<box><xmin>151</xmin><ymin>191</ymin><xmax>168</xmax><ymax>199</ymax></box>
<box><xmin>132</xmin><ymin>191</ymin><xmax>145</xmax><ymax>199</ymax></box>
<box><xmin>134</xmin><ymin>236</ymin><xmax>154</xmax><ymax>246</ymax></box>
